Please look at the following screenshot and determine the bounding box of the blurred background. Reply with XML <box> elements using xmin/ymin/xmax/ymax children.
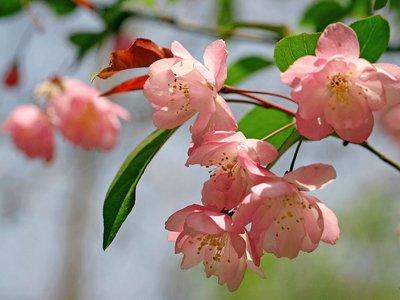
<box><xmin>0</xmin><ymin>0</ymin><xmax>400</xmax><ymax>299</ymax></box>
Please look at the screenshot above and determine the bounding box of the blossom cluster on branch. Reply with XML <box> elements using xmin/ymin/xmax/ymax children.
<box><xmin>3</xmin><ymin>78</ymin><xmax>129</xmax><ymax>162</ymax></box>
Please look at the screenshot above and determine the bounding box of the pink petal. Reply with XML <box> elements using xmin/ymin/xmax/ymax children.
<box><xmin>316</xmin><ymin>23</ymin><xmax>360</xmax><ymax>59</ymax></box>
<box><xmin>165</xmin><ymin>204</ymin><xmax>206</xmax><ymax>232</ymax></box>
<box><xmin>281</xmin><ymin>55</ymin><xmax>321</xmax><ymax>88</ymax></box>
<box><xmin>184</xmin><ymin>211</ymin><xmax>226</xmax><ymax>235</ymax></box>
<box><xmin>171</xmin><ymin>41</ymin><xmax>194</xmax><ymax>59</ymax></box>
<box><xmin>317</xmin><ymin>202</ymin><xmax>340</xmax><ymax>245</ymax></box>
<box><xmin>243</xmin><ymin>139</ymin><xmax>278</xmax><ymax>165</ymax></box>
<box><xmin>324</xmin><ymin>89</ymin><xmax>374</xmax><ymax>143</ymax></box>
<box><xmin>292</xmin><ymin>72</ymin><xmax>331</xmax><ymax>119</ymax></box>
<box><xmin>283</xmin><ymin>163</ymin><xmax>336</xmax><ymax>191</ymax></box>
<box><xmin>203</xmin><ymin>39</ymin><xmax>228</xmax><ymax>90</ymax></box>
<box><xmin>295</xmin><ymin>113</ymin><xmax>333</xmax><ymax>140</ymax></box>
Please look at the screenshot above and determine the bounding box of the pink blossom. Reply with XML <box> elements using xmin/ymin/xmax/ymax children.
<box><xmin>281</xmin><ymin>23</ymin><xmax>397</xmax><ymax>143</ymax></box>
<box><xmin>165</xmin><ymin>204</ymin><xmax>263</xmax><ymax>291</ymax></box>
<box><xmin>187</xmin><ymin>131</ymin><xmax>277</xmax><ymax>210</ymax></box>
<box><xmin>143</xmin><ymin>40</ymin><xmax>237</xmax><ymax>137</ymax></box>
<box><xmin>234</xmin><ymin>164</ymin><xmax>340</xmax><ymax>259</ymax></box>
<box><xmin>374</xmin><ymin>63</ymin><xmax>400</xmax><ymax>141</ymax></box>
<box><xmin>46</xmin><ymin>78</ymin><xmax>129</xmax><ymax>151</ymax></box>
<box><xmin>3</xmin><ymin>104</ymin><xmax>54</xmax><ymax>162</ymax></box>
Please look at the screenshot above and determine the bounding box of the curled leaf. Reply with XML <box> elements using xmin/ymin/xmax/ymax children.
<box><xmin>96</xmin><ymin>38</ymin><xmax>172</xmax><ymax>80</ymax></box>
<box><xmin>100</xmin><ymin>75</ymin><xmax>149</xmax><ymax>97</ymax></box>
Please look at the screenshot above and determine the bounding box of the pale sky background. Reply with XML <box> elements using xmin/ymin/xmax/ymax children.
<box><xmin>0</xmin><ymin>0</ymin><xmax>399</xmax><ymax>299</ymax></box>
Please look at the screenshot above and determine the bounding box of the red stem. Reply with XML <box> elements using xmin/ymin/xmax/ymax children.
<box><xmin>221</xmin><ymin>85</ymin><xmax>295</xmax><ymax>103</ymax></box>
<box><xmin>231</xmin><ymin>91</ymin><xmax>295</xmax><ymax>116</ymax></box>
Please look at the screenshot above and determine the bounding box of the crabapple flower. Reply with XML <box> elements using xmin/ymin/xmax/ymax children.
<box><xmin>187</xmin><ymin>131</ymin><xmax>278</xmax><ymax>210</ymax></box>
<box><xmin>44</xmin><ymin>78</ymin><xmax>129</xmax><ymax>151</ymax></box>
<box><xmin>143</xmin><ymin>39</ymin><xmax>237</xmax><ymax>138</ymax></box>
<box><xmin>234</xmin><ymin>164</ymin><xmax>340</xmax><ymax>259</ymax></box>
<box><xmin>374</xmin><ymin>63</ymin><xmax>400</xmax><ymax>142</ymax></box>
<box><xmin>3</xmin><ymin>104</ymin><xmax>54</xmax><ymax>162</ymax></box>
<box><xmin>281</xmin><ymin>23</ymin><xmax>398</xmax><ymax>143</ymax></box>
<box><xmin>165</xmin><ymin>204</ymin><xmax>263</xmax><ymax>291</ymax></box>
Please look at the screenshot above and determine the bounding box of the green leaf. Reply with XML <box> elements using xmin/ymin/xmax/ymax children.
<box><xmin>301</xmin><ymin>0</ymin><xmax>349</xmax><ymax>31</ymax></box>
<box><xmin>69</xmin><ymin>31</ymin><xmax>105</xmax><ymax>59</ymax></box>
<box><xmin>100</xmin><ymin>2</ymin><xmax>133</xmax><ymax>32</ymax></box>
<box><xmin>42</xmin><ymin>0</ymin><xmax>76</xmax><ymax>15</ymax></box>
<box><xmin>226</xmin><ymin>56</ymin><xmax>273</xmax><ymax>86</ymax></box>
<box><xmin>373</xmin><ymin>0</ymin><xmax>388</xmax><ymax>10</ymax></box>
<box><xmin>0</xmin><ymin>0</ymin><xmax>23</xmax><ymax>17</ymax></box>
<box><xmin>103</xmin><ymin>129</ymin><xmax>176</xmax><ymax>250</ymax></box>
<box><xmin>273</xmin><ymin>33</ymin><xmax>320</xmax><ymax>72</ymax></box>
<box><xmin>350</xmin><ymin>15</ymin><xmax>390</xmax><ymax>62</ymax></box>
<box><xmin>238</xmin><ymin>107</ymin><xmax>300</xmax><ymax>161</ymax></box>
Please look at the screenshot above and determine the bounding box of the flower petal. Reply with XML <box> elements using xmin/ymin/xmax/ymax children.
<box><xmin>317</xmin><ymin>202</ymin><xmax>340</xmax><ymax>245</ymax></box>
<box><xmin>283</xmin><ymin>163</ymin><xmax>336</xmax><ymax>191</ymax></box>
<box><xmin>295</xmin><ymin>113</ymin><xmax>333</xmax><ymax>140</ymax></box>
<box><xmin>203</xmin><ymin>39</ymin><xmax>228</xmax><ymax>90</ymax></box>
<box><xmin>316</xmin><ymin>23</ymin><xmax>360</xmax><ymax>59</ymax></box>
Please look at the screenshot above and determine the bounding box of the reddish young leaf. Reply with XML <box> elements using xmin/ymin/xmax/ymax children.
<box><xmin>114</xmin><ymin>34</ymin><xmax>136</xmax><ymax>51</ymax></box>
<box><xmin>73</xmin><ymin>0</ymin><xmax>96</xmax><ymax>10</ymax></box>
<box><xmin>100</xmin><ymin>75</ymin><xmax>149</xmax><ymax>97</ymax></box>
<box><xmin>96</xmin><ymin>38</ymin><xmax>172</xmax><ymax>80</ymax></box>
<box><xmin>3</xmin><ymin>61</ymin><xmax>20</xmax><ymax>88</ymax></box>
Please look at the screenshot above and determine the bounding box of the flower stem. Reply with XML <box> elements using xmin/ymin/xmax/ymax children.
<box><xmin>233</xmin><ymin>91</ymin><xmax>295</xmax><ymax>116</ymax></box>
<box><xmin>358</xmin><ymin>142</ymin><xmax>400</xmax><ymax>173</ymax></box>
<box><xmin>289</xmin><ymin>138</ymin><xmax>303</xmax><ymax>172</ymax></box>
<box><xmin>262</xmin><ymin>121</ymin><xmax>296</xmax><ymax>141</ymax></box>
<box><xmin>221</xmin><ymin>85</ymin><xmax>295</xmax><ymax>103</ymax></box>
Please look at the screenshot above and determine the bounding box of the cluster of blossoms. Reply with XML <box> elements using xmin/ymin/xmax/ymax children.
<box><xmin>2</xmin><ymin>77</ymin><xmax>129</xmax><ymax>162</ymax></box>
<box><xmin>138</xmin><ymin>22</ymin><xmax>400</xmax><ymax>291</ymax></box>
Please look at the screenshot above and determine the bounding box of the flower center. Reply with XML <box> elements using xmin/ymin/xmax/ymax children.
<box><xmin>271</xmin><ymin>195</ymin><xmax>313</xmax><ymax>237</ymax></box>
<box><xmin>207</xmin><ymin>152</ymin><xmax>239</xmax><ymax>177</ymax></box>
<box><xmin>168</xmin><ymin>78</ymin><xmax>191</xmax><ymax>114</ymax></box>
<box><xmin>328</xmin><ymin>73</ymin><xmax>351</xmax><ymax>105</ymax></box>
<box><xmin>196</xmin><ymin>234</ymin><xmax>227</xmax><ymax>263</ymax></box>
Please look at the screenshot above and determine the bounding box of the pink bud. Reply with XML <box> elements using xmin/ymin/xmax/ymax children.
<box><xmin>3</xmin><ymin>61</ymin><xmax>20</xmax><ymax>88</ymax></box>
<box><xmin>3</xmin><ymin>104</ymin><xmax>55</xmax><ymax>162</ymax></box>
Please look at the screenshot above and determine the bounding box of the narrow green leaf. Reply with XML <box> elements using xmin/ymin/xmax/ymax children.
<box><xmin>373</xmin><ymin>0</ymin><xmax>388</xmax><ymax>10</ymax></box>
<box><xmin>226</xmin><ymin>56</ymin><xmax>273</xmax><ymax>86</ymax></box>
<box><xmin>301</xmin><ymin>0</ymin><xmax>349</xmax><ymax>31</ymax></box>
<box><xmin>350</xmin><ymin>15</ymin><xmax>390</xmax><ymax>62</ymax></box>
<box><xmin>69</xmin><ymin>31</ymin><xmax>105</xmax><ymax>59</ymax></box>
<box><xmin>238</xmin><ymin>107</ymin><xmax>300</xmax><ymax>160</ymax></box>
<box><xmin>103</xmin><ymin>129</ymin><xmax>176</xmax><ymax>250</ymax></box>
<box><xmin>273</xmin><ymin>33</ymin><xmax>320</xmax><ymax>72</ymax></box>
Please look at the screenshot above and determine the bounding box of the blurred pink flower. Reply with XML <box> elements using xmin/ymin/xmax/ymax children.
<box><xmin>165</xmin><ymin>204</ymin><xmax>263</xmax><ymax>291</ymax></box>
<box><xmin>374</xmin><ymin>63</ymin><xmax>400</xmax><ymax>142</ymax></box>
<box><xmin>46</xmin><ymin>78</ymin><xmax>129</xmax><ymax>151</ymax></box>
<box><xmin>282</xmin><ymin>23</ymin><xmax>397</xmax><ymax>143</ymax></box>
<box><xmin>3</xmin><ymin>104</ymin><xmax>54</xmax><ymax>162</ymax></box>
<box><xmin>143</xmin><ymin>40</ymin><xmax>237</xmax><ymax>137</ymax></box>
<box><xmin>234</xmin><ymin>164</ymin><xmax>339</xmax><ymax>259</ymax></box>
<box><xmin>187</xmin><ymin>131</ymin><xmax>277</xmax><ymax>210</ymax></box>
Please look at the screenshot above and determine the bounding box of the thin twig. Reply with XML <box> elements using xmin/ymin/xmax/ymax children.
<box><xmin>358</xmin><ymin>142</ymin><xmax>400</xmax><ymax>172</ymax></box>
<box><xmin>221</xmin><ymin>85</ymin><xmax>295</xmax><ymax>103</ymax></box>
<box><xmin>289</xmin><ymin>138</ymin><xmax>303</xmax><ymax>172</ymax></box>
<box><xmin>120</xmin><ymin>8</ymin><xmax>289</xmax><ymax>42</ymax></box>
<box><xmin>262</xmin><ymin>121</ymin><xmax>296</xmax><ymax>141</ymax></box>
<box><xmin>233</xmin><ymin>91</ymin><xmax>296</xmax><ymax>116</ymax></box>
<box><xmin>225</xmin><ymin>98</ymin><xmax>266</xmax><ymax>108</ymax></box>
